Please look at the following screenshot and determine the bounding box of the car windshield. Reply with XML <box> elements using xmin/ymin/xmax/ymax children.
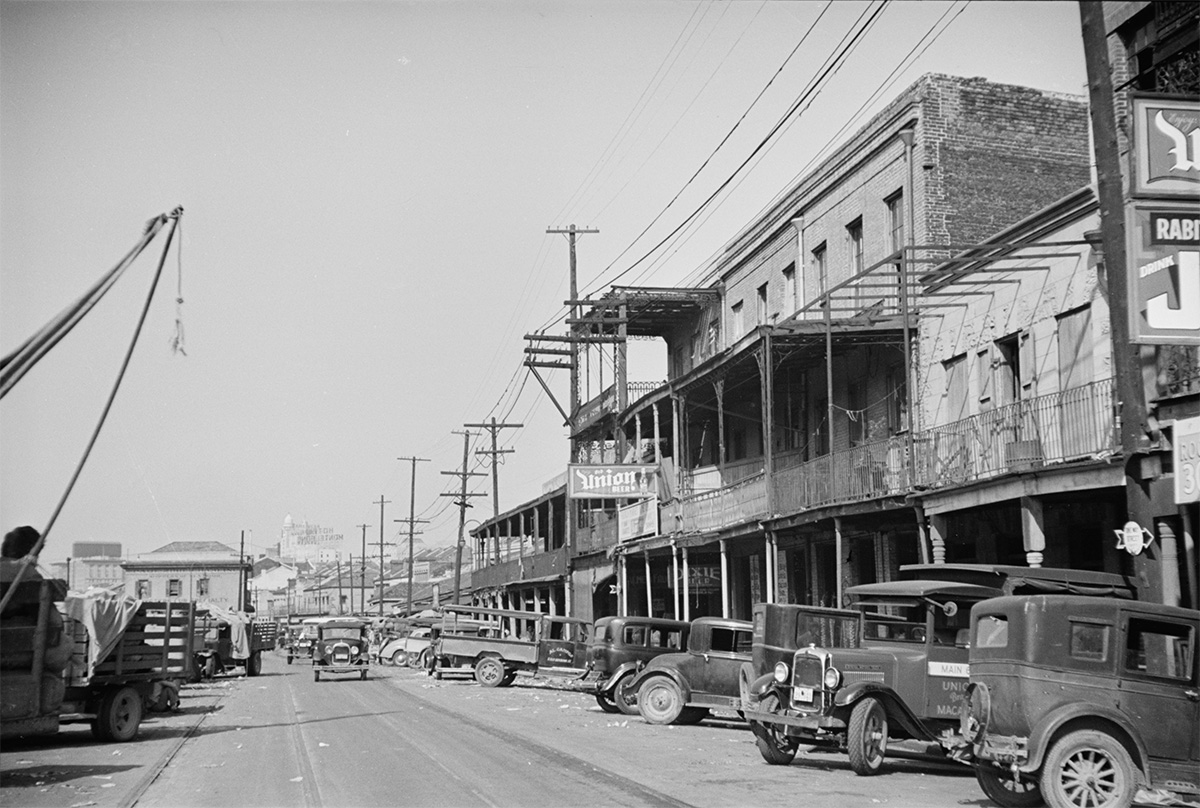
<box><xmin>322</xmin><ymin>627</ymin><xmax>363</xmax><ymax>641</ymax></box>
<box><xmin>861</xmin><ymin>601</ymin><xmax>972</xmax><ymax>645</ymax></box>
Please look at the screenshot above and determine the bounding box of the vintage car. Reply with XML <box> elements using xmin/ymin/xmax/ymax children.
<box><xmin>287</xmin><ymin>617</ymin><xmax>326</xmax><ymax>665</ymax></box>
<box><xmin>586</xmin><ymin>615</ymin><xmax>691</xmax><ymax>715</ymax></box>
<box><xmin>742</xmin><ymin>564</ymin><xmax>1140</xmax><ymax>777</ymax></box>
<box><xmin>431</xmin><ymin>605</ymin><xmax>591</xmax><ymax>687</ymax></box>
<box><xmin>312</xmin><ymin>618</ymin><xmax>370</xmax><ymax>682</ymax></box>
<box><xmin>627</xmin><ymin>617</ymin><xmax>753</xmax><ymax>726</ymax></box>
<box><xmin>744</xmin><ymin>580</ymin><xmax>996</xmax><ymax>774</ymax></box>
<box><xmin>960</xmin><ymin>594</ymin><xmax>1200</xmax><ymax>808</ymax></box>
<box><xmin>380</xmin><ymin>627</ymin><xmax>434</xmax><ymax>668</ymax></box>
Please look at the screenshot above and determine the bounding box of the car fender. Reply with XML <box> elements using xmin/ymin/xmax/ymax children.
<box><xmin>629</xmin><ymin>667</ymin><xmax>691</xmax><ymax>702</ymax></box>
<box><xmin>1021</xmin><ymin>702</ymin><xmax>1149</xmax><ymax>774</ymax></box>
<box><xmin>833</xmin><ymin>681</ymin><xmax>935</xmax><ymax>742</ymax></box>
<box><xmin>747</xmin><ymin>671</ymin><xmax>778</xmax><ymax>702</ymax></box>
<box><xmin>600</xmin><ymin>661</ymin><xmax>643</xmax><ymax>694</ymax></box>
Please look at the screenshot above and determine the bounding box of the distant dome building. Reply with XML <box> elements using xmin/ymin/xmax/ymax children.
<box><xmin>279</xmin><ymin>515</ymin><xmax>343</xmax><ymax>564</ymax></box>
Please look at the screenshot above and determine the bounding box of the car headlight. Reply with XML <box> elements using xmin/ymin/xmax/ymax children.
<box><xmin>823</xmin><ymin>666</ymin><xmax>841</xmax><ymax>689</ymax></box>
<box><xmin>351</xmin><ymin>647</ymin><xmax>360</xmax><ymax>656</ymax></box>
<box><xmin>773</xmin><ymin>661</ymin><xmax>790</xmax><ymax>683</ymax></box>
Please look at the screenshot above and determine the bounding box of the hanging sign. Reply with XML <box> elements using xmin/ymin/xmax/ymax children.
<box><xmin>1125</xmin><ymin>202</ymin><xmax>1200</xmax><ymax>345</ymax></box>
<box><xmin>1174</xmin><ymin>415</ymin><xmax>1200</xmax><ymax>505</ymax></box>
<box><xmin>1130</xmin><ymin>95</ymin><xmax>1200</xmax><ymax>199</ymax></box>
<box><xmin>1114</xmin><ymin>521</ymin><xmax>1154</xmax><ymax>556</ymax></box>
<box><xmin>567</xmin><ymin>464</ymin><xmax>656</xmax><ymax>499</ymax></box>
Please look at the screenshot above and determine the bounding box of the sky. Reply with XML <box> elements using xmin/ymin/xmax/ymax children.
<box><xmin>0</xmin><ymin>0</ymin><xmax>1089</xmax><ymax>566</ymax></box>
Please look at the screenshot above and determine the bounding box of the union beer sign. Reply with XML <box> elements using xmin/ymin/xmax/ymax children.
<box><xmin>567</xmin><ymin>464</ymin><xmax>656</xmax><ymax>499</ymax></box>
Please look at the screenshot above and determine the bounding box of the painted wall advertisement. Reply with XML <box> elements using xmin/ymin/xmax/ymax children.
<box><xmin>1127</xmin><ymin>96</ymin><xmax>1200</xmax><ymax>346</ymax></box>
<box><xmin>618</xmin><ymin>496</ymin><xmax>658</xmax><ymax>541</ymax></box>
<box><xmin>567</xmin><ymin>464</ymin><xmax>656</xmax><ymax>499</ymax></box>
<box><xmin>1174</xmin><ymin>415</ymin><xmax>1200</xmax><ymax>505</ymax></box>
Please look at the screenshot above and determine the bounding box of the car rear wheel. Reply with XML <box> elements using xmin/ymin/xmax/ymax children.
<box><xmin>247</xmin><ymin>651</ymin><xmax>262</xmax><ymax>677</ymax></box>
<box><xmin>391</xmin><ymin>649</ymin><xmax>408</xmax><ymax>667</ymax></box>
<box><xmin>92</xmin><ymin>686</ymin><xmax>143</xmax><ymax>742</ymax></box>
<box><xmin>1040</xmin><ymin>729</ymin><xmax>1138</xmax><ymax>808</ymax></box>
<box><xmin>595</xmin><ymin>692</ymin><xmax>621</xmax><ymax>713</ymax></box>
<box><xmin>638</xmin><ymin>678</ymin><xmax>685</xmax><ymax>725</ymax></box>
<box><xmin>286</xmin><ymin>654</ymin><xmax>293</xmax><ymax>665</ymax></box>
<box><xmin>313</xmin><ymin>670</ymin><xmax>320</xmax><ymax>682</ymax></box>
<box><xmin>613</xmin><ymin>671</ymin><xmax>640</xmax><ymax>716</ymax></box>
<box><xmin>847</xmin><ymin>697</ymin><xmax>888</xmax><ymax>776</ymax></box>
<box><xmin>750</xmin><ymin>694</ymin><xmax>798</xmax><ymax>765</ymax></box>
<box><xmin>475</xmin><ymin>657</ymin><xmax>506</xmax><ymax>688</ymax></box>
<box><xmin>975</xmin><ymin>765</ymin><xmax>1043</xmax><ymax>807</ymax></box>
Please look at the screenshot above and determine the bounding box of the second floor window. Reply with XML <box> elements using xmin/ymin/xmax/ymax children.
<box><xmin>812</xmin><ymin>243</ymin><xmax>828</xmax><ymax>297</ymax></box>
<box><xmin>136</xmin><ymin>579</ymin><xmax>151</xmax><ymax>598</ymax></box>
<box><xmin>886</xmin><ymin>191</ymin><xmax>904</xmax><ymax>253</ymax></box>
<box><xmin>731</xmin><ymin>301</ymin><xmax>744</xmax><ymax>340</ymax></box>
<box><xmin>757</xmin><ymin>283</ymin><xmax>769</xmax><ymax>325</ymax></box>
<box><xmin>783</xmin><ymin>264</ymin><xmax>796</xmax><ymax>315</ymax></box>
<box><xmin>197</xmin><ymin>577</ymin><xmax>210</xmax><ymax>597</ymax></box>
<box><xmin>847</xmin><ymin>218</ymin><xmax>864</xmax><ymax>275</ymax></box>
<box><xmin>168</xmin><ymin>579</ymin><xmax>182</xmax><ymax>598</ymax></box>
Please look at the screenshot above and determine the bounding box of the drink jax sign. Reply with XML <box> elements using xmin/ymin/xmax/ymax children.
<box><xmin>1126</xmin><ymin>96</ymin><xmax>1200</xmax><ymax>346</ymax></box>
<box><xmin>567</xmin><ymin>464</ymin><xmax>656</xmax><ymax>499</ymax></box>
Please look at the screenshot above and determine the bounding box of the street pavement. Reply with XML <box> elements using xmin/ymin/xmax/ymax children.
<box><xmin>1</xmin><ymin>650</ymin><xmax>992</xmax><ymax>807</ymax></box>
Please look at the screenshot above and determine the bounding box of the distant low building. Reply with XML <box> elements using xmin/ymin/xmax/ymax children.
<box><xmin>121</xmin><ymin>541</ymin><xmax>250</xmax><ymax>609</ymax></box>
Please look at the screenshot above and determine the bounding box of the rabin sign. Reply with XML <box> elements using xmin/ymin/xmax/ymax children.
<box><xmin>567</xmin><ymin>464</ymin><xmax>656</xmax><ymax>499</ymax></box>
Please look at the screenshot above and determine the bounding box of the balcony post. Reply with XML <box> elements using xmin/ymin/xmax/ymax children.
<box><xmin>1020</xmin><ymin>496</ymin><xmax>1045</xmax><ymax>568</ymax></box>
<box><xmin>653</xmin><ymin>401</ymin><xmax>662</xmax><ymax>465</ymax></box>
<box><xmin>682</xmin><ymin>546</ymin><xmax>691</xmax><ymax>622</ymax></box>
<box><xmin>834</xmin><ymin>517</ymin><xmax>844</xmax><ymax>608</ymax></box>
<box><xmin>764</xmin><ymin>532</ymin><xmax>775</xmax><ymax>604</ymax></box>
<box><xmin>720</xmin><ymin>539</ymin><xmax>730</xmax><ymax>619</ymax></box>
<box><xmin>671</xmin><ymin>541</ymin><xmax>680</xmax><ymax>619</ymax></box>
<box><xmin>618</xmin><ymin>553</ymin><xmax>628</xmax><ymax>617</ymax></box>
<box><xmin>644</xmin><ymin>552</ymin><xmax>653</xmax><ymax>618</ymax></box>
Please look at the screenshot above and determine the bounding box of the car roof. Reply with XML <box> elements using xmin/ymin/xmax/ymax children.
<box><xmin>847</xmin><ymin>580</ymin><xmax>1004</xmax><ymax>600</ymax></box>
<box><xmin>899</xmin><ymin>564</ymin><xmax>1136</xmax><ymax>598</ymax></box>
<box><xmin>976</xmin><ymin>593</ymin><xmax>1200</xmax><ymax>621</ymax></box>
<box><xmin>319</xmin><ymin>618</ymin><xmax>369</xmax><ymax>629</ymax></box>
<box><xmin>691</xmin><ymin>616</ymin><xmax>753</xmax><ymax>629</ymax></box>
<box><xmin>440</xmin><ymin>604</ymin><xmax>589</xmax><ymax>624</ymax></box>
<box><xmin>594</xmin><ymin>615</ymin><xmax>691</xmax><ymax>628</ymax></box>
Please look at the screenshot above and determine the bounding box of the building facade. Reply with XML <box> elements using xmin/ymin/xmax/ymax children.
<box><xmin>279</xmin><ymin>515</ymin><xmax>345</xmax><ymax>565</ymax></box>
<box><xmin>121</xmin><ymin>541</ymin><xmax>250</xmax><ymax>609</ymax></box>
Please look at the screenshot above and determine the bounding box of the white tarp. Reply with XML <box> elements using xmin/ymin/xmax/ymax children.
<box><xmin>62</xmin><ymin>588</ymin><xmax>142</xmax><ymax>681</ymax></box>
<box><xmin>200</xmin><ymin>604</ymin><xmax>251</xmax><ymax>659</ymax></box>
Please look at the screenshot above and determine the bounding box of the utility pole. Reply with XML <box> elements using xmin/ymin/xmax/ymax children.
<box><xmin>1078</xmin><ymin>3</ymin><xmax>1161</xmax><ymax>603</ymax></box>
<box><xmin>238</xmin><ymin>529</ymin><xmax>246</xmax><ymax>612</ymax></box>
<box><xmin>546</xmin><ymin>224</ymin><xmax>599</xmax><ymax>428</ymax></box>
<box><xmin>373</xmin><ymin>495</ymin><xmax>393</xmax><ymax>617</ymax></box>
<box><xmin>396</xmin><ymin>455</ymin><xmax>430</xmax><ymax>617</ymax></box>
<box><xmin>336</xmin><ymin>557</ymin><xmax>345</xmax><ymax>614</ymax></box>
<box><xmin>547</xmin><ymin>224</ymin><xmax>597</xmax><ymax>620</ymax></box>
<box><xmin>355</xmin><ymin>524</ymin><xmax>370</xmax><ymax>614</ymax></box>
<box><xmin>464</xmin><ymin>417</ymin><xmax>523</xmax><ymax>564</ymax></box>
<box><xmin>441</xmin><ymin>430</ymin><xmax>485</xmax><ymax>604</ymax></box>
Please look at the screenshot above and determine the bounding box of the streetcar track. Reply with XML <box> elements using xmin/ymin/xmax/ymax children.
<box><xmin>282</xmin><ymin>666</ymin><xmax>324</xmax><ymax>807</ymax></box>
<box><xmin>124</xmin><ymin>687</ymin><xmax>230</xmax><ymax>808</ymax></box>
<box><xmin>368</xmin><ymin>669</ymin><xmax>697</xmax><ymax>808</ymax></box>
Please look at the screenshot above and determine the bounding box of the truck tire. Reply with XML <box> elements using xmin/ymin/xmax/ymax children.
<box><xmin>91</xmin><ymin>686</ymin><xmax>143</xmax><ymax>742</ymax></box>
<box><xmin>975</xmin><ymin>766</ymin><xmax>1044</xmax><ymax>808</ymax></box>
<box><xmin>612</xmin><ymin>671</ymin><xmax>639</xmax><ymax>716</ymax></box>
<box><xmin>247</xmin><ymin>651</ymin><xmax>262</xmax><ymax>677</ymax></box>
<box><xmin>750</xmin><ymin>694</ymin><xmax>799</xmax><ymax>765</ymax></box>
<box><xmin>474</xmin><ymin>657</ymin><xmax>505</xmax><ymax>688</ymax></box>
<box><xmin>287</xmin><ymin>654</ymin><xmax>293</xmax><ymax>665</ymax></box>
<box><xmin>1040</xmin><ymin>729</ymin><xmax>1138</xmax><ymax>808</ymax></box>
<box><xmin>847</xmin><ymin>697</ymin><xmax>888</xmax><ymax>775</ymax></box>
<box><xmin>314</xmin><ymin>669</ymin><xmax>320</xmax><ymax>682</ymax></box>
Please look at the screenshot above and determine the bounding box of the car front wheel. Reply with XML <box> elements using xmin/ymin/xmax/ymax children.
<box><xmin>975</xmin><ymin>765</ymin><xmax>1043</xmax><ymax>807</ymax></box>
<box><xmin>391</xmin><ymin>649</ymin><xmax>408</xmax><ymax>667</ymax></box>
<box><xmin>613</xmin><ymin>671</ymin><xmax>640</xmax><ymax>716</ymax></box>
<box><xmin>92</xmin><ymin>686</ymin><xmax>143</xmax><ymax>742</ymax></box>
<box><xmin>638</xmin><ymin>678</ymin><xmax>685</xmax><ymax>725</ymax></box>
<box><xmin>750</xmin><ymin>693</ymin><xmax>798</xmax><ymax>765</ymax></box>
<box><xmin>847</xmin><ymin>697</ymin><xmax>888</xmax><ymax>775</ymax></box>
<box><xmin>1040</xmin><ymin>730</ymin><xmax>1138</xmax><ymax>808</ymax></box>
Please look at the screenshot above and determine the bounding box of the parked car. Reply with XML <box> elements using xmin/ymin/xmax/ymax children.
<box><xmin>959</xmin><ymin>594</ymin><xmax>1200</xmax><ymax>808</ymax></box>
<box><xmin>587</xmin><ymin>615</ymin><xmax>691</xmax><ymax>715</ymax></box>
<box><xmin>742</xmin><ymin>563</ymin><xmax>1140</xmax><ymax>777</ymax></box>
<box><xmin>193</xmin><ymin>608</ymin><xmax>276</xmax><ymax>678</ymax></box>
<box><xmin>312</xmin><ymin>618</ymin><xmax>370</xmax><ymax>682</ymax></box>
<box><xmin>380</xmin><ymin>627</ymin><xmax>434</xmax><ymax>668</ymax></box>
<box><xmin>287</xmin><ymin>617</ymin><xmax>326</xmax><ymax>665</ymax></box>
<box><xmin>744</xmin><ymin>579</ymin><xmax>996</xmax><ymax>774</ymax></box>
<box><xmin>627</xmin><ymin>617</ymin><xmax>753</xmax><ymax>726</ymax></box>
<box><xmin>432</xmin><ymin>604</ymin><xmax>591</xmax><ymax>687</ymax></box>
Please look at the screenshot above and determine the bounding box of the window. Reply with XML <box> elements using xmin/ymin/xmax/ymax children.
<box><xmin>1056</xmin><ymin>305</ymin><xmax>1093</xmax><ymax>390</ymax></box>
<box><xmin>1124</xmin><ymin>617</ymin><xmax>1194</xmax><ymax>680</ymax></box>
<box><xmin>1070</xmin><ymin>621</ymin><xmax>1111</xmax><ymax>661</ymax></box>
<box><xmin>690</xmin><ymin>331</ymin><xmax>700</xmax><ymax>363</ymax></box>
<box><xmin>975</xmin><ymin>349</ymin><xmax>994</xmax><ymax>411</ymax></box>
<box><xmin>944</xmin><ymin>354</ymin><xmax>969</xmax><ymax>422</ymax></box>
<box><xmin>847</xmin><ymin>218</ymin><xmax>864</xmax><ymax>275</ymax></box>
<box><xmin>623</xmin><ymin>625</ymin><xmax>647</xmax><ymax>646</ymax></box>
<box><xmin>782</xmin><ymin>264</ymin><xmax>796</xmax><ymax>316</ymax></box>
<box><xmin>706</xmin><ymin>319</ymin><xmax>719</xmax><ymax>355</ymax></box>
<box><xmin>847</xmin><ymin>382</ymin><xmax>867</xmax><ymax>446</ymax></box>
<box><xmin>197</xmin><ymin>577</ymin><xmax>210</xmax><ymax>597</ymax></box>
<box><xmin>812</xmin><ymin>243</ymin><xmax>828</xmax><ymax>296</ymax></box>
<box><xmin>136</xmin><ymin>579</ymin><xmax>151</xmax><ymax>598</ymax></box>
<box><xmin>757</xmin><ymin>283</ymin><xmax>769</xmax><ymax>325</ymax></box>
<box><xmin>709</xmin><ymin>627</ymin><xmax>753</xmax><ymax>654</ymax></box>
<box><xmin>731</xmin><ymin>301</ymin><xmax>744</xmax><ymax>340</ymax></box>
<box><xmin>168</xmin><ymin>579</ymin><xmax>182</xmax><ymax>598</ymax></box>
<box><xmin>886</xmin><ymin>366</ymin><xmax>907</xmax><ymax>434</ymax></box>
<box><xmin>995</xmin><ymin>332</ymin><xmax>1034</xmax><ymax>404</ymax></box>
<box><xmin>1119</xmin><ymin>4</ymin><xmax>1199</xmax><ymax>95</ymax></box>
<box><xmin>886</xmin><ymin>191</ymin><xmax>905</xmax><ymax>253</ymax></box>
<box><xmin>975</xmin><ymin>615</ymin><xmax>1009</xmax><ymax>648</ymax></box>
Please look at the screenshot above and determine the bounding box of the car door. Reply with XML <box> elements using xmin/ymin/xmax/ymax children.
<box><xmin>695</xmin><ymin>626</ymin><xmax>753</xmax><ymax>699</ymax></box>
<box><xmin>1118</xmin><ymin>612</ymin><xmax>1200</xmax><ymax>785</ymax></box>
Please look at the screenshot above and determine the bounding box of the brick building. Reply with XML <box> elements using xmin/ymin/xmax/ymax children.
<box><xmin>121</xmin><ymin>541</ymin><xmax>251</xmax><ymax>609</ymax></box>
<box><xmin>478</xmin><ymin>73</ymin><xmax>1098</xmax><ymax>623</ymax></box>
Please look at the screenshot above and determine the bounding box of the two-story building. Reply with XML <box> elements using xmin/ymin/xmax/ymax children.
<box><xmin>121</xmin><ymin>541</ymin><xmax>250</xmax><ymax>609</ymax></box>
